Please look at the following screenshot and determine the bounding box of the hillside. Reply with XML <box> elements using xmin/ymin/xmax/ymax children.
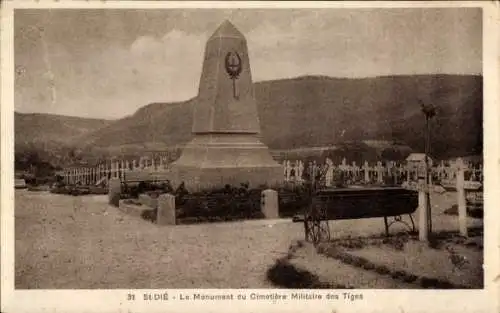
<box><xmin>15</xmin><ymin>112</ymin><xmax>112</xmax><ymax>149</ymax></box>
<box><xmin>79</xmin><ymin>74</ymin><xmax>482</xmax><ymax>160</ymax></box>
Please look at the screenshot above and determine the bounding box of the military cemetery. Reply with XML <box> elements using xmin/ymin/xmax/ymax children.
<box><xmin>13</xmin><ymin>10</ymin><xmax>485</xmax><ymax>291</ymax></box>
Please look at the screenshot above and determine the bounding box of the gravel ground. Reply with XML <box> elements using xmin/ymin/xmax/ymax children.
<box><xmin>15</xmin><ymin>189</ymin><xmax>482</xmax><ymax>289</ymax></box>
<box><xmin>15</xmin><ymin>190</ymin><xmax>301</xmax><ymax>289</ymax></box>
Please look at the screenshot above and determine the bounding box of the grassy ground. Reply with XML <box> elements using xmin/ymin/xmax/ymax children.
<box><xmin>346</xmin><ymin>240</ymin><xmax>483</xmax><ymax>288</ymax></box>
<box><xmin>283</xmin><ymin>192</ymin><xmax>483</xmax><ymax>289</ymax></box>
<box><xmin>287</xmin><ymin>242</ymin><xmax>420</xmax><ymax>289</ymax></box>
<box><xmin>15</xmin><ymin>189</ymin><xmax>483</xmax><ymax>289</ymax></box>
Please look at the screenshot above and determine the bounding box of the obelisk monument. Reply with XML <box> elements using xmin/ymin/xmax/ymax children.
<box><xmin>171</xmin><ymin>20</ymin><xmax>283</xmax><ymax>191</ymax></box>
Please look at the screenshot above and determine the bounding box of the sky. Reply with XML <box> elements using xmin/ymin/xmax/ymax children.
<box><xmin>14</xmin><ymin>8</ymin><xmax>482</xmax><ymax>119</ymax></box>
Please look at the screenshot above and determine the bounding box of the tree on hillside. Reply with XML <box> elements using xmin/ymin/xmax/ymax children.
<box><xmin>381</xmin><ymin>148</ymin><xmax>406</xmax><ymax>162</ymax></box>
<box><xmin>326</xmin><ymin>141</ymin><xmax>379</xmax><ymax>165</ymax></box>
<box><xmin>15</xmin><ymin>149</ymin><xmax>41</xmax><ymax>172</ymax></box>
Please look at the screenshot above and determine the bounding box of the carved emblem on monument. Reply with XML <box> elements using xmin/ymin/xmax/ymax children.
<box><xmin>224</xmin><ymin>51</ymin><xmax>242</xmax><ymax>99</ymax></box>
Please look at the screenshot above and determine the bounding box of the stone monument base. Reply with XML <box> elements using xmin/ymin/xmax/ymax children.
<box><xmin>170</xmin><ymin>133</ymin><xmax>283</xmax><ymax>191</ymax></box>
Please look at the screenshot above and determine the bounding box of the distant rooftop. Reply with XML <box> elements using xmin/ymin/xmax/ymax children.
<box><xmin>406</xmin><ymin>153</ymin><xmax>432</xmax><ymax>162</ymax></box>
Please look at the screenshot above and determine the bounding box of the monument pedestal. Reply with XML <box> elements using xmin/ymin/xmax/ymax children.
<box><xmin>171</xmin><ymin>133</ymin><xmax>282</xmax><ymax>191</ymax></box>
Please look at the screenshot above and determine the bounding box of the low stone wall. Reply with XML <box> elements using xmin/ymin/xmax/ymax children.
<box><xmin>138</xmin><ymin>193</ymin><xmax>159</xmax><ymax>209</ymax></box>
<box><xmin>112</xmin><ymin>186</ymin><xmax>283</xmax><ymax>226</ymax></box>
<box><xmin>124</xmin><ymin>170</ymin><xmax>172</xmax><ymax>183</ymax></box>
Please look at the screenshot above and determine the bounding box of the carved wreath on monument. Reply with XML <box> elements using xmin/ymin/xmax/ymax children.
<box><xmin>225</xmin><ymin>51</ymin><xmax>242</xmax><ymax>99</ymax></box>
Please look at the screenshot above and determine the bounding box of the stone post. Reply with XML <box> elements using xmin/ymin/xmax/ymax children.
<box><xmin>108</xmin><ymin>177</ymin><xmax>121</xmax><ymax>207</ymax></box>
<box><xmin>456</xmin><ymin>158</ymin><xmax>468</xmax><ymax>237</ymax></box>
<box><xmin>157</xmin><ymin>193</ymin><xmax>176</xmax><ymax>226</ymax></box>
<box><xmin>261</xmin><ymin>189</ymin><xmax>279</xmax><ymax>219</ymax></box>
<box><xmin>418</xmin><ymin>178</ymin><xmax>429</xmax><ymax>241</ymax></box>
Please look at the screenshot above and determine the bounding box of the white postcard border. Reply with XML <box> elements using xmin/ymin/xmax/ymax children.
<box><xmin>1</xmin><ymin>1</ymin><xmax>499</xmax><ymax>313</ymax></box>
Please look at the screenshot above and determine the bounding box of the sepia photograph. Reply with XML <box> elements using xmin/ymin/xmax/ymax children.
<box><xmin>2</xmin><ymin>1</ymin><xmax>499</xmax><ymax>313</ymax></box>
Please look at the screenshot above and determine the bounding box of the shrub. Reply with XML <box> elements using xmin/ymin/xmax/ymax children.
<box><xmin>375</xmin><ymin>265</ymin><xmax>391</xmax><ymax>275</ymax></box>
<box><xmin>141</xmin><ymin>208</ymin><xmax>157</xmax><ymax>223</ymax></box>
<box><xmin>362</xmin><ymin>262</ymin><xmax>375</xmax><ymax>271</ymax></box>
<box><xmin>266</xmin><ymin>259</ymin><xmax>344</xmax><ymax>289</ymax></box>
<box><xmin>391</xmin><ymin>270</ymin><xmax>406</xmax><ymax>280</ymax></box>
<box><xmin>420</xmin><ymin>277</ymin><xmax>440</xmax><ymax>288</ymax></box>
<box><xmin>402</xmin><ymin>274</ymin><xmax>418</xmax><ymax>283</ymax></box>
<box><xmin>175</xmin><ymin>183</ymin><xmax>264</xmax><ymax>224</ymax></box>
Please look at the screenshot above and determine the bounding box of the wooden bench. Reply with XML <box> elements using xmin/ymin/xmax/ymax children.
<box><xmin>303</xmin><ymin>186</ymin><xmax>419</xmax><ymax>244</ymax></box>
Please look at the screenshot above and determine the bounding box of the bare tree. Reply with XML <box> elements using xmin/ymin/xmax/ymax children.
<box><xmin>419</xmin><ymin>99</ymin><xmax>437</xmax><ymax>234</ymax></box>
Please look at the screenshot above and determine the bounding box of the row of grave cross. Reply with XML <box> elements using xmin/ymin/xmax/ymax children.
<box><xmin>61</xmin><ymin>155</ymin><xmax>172</xmax><ymax>186</ymax></box>
<box><xmin>61</xmin><ymin>154</ymin><xmax>483</xmax><ymax>187</ymax></box>
<box><xmin>282</xmin><ymin>158</ymin><xmax>484</xmax><ymax>186</ymax></box>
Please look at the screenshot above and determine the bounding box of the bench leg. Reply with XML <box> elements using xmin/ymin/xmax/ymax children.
<box><xmin>383</xmin><ymin>216</ymin><xmax>389</xmax><ymax>236</ymax></box>
<box><xmin>408</xmin><ymin>213</ymin><xmax>416</xmax><ymax>233</ymax></box>
<box><xmin>304</xmin><ymin>219</ymin><xmax>310</xmax><ymax>241</ymax></box>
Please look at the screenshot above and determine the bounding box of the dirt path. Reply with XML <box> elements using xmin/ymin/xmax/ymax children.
<box><xmin>15</xmin><ymin>191</ymin><xmax>302</xmax><ymax>289</ymax></box>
